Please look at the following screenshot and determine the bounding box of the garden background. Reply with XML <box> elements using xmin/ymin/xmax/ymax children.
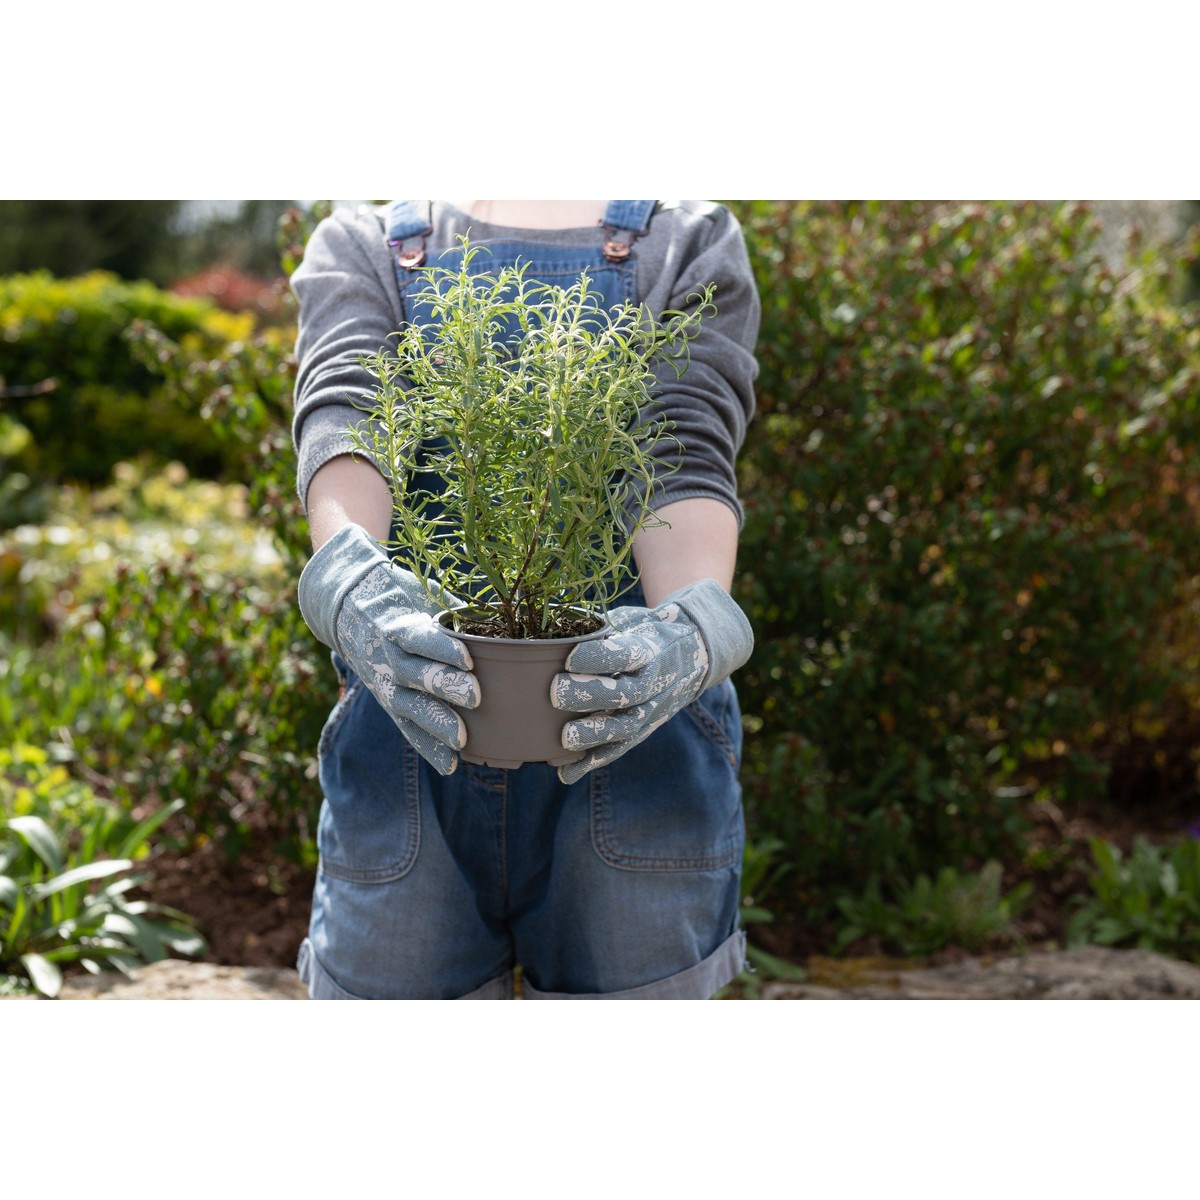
<box><xmin>3</xmin><ymin>198</ymin><xmax>1200</xmax><ymax>998</ymax></box>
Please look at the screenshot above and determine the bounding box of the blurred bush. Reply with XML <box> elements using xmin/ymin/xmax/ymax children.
<box><xmin>727</xmin><ymin>200</ymin><xmax>1200</xmax><ymax>931</ymax></box>
<box><xmin>0</xmin><ymin>550</ymin><xmax>329</xmax><ymax>862</ymax></box>
<box><xmin>0</xmin><ymin>204</ymin><xmax>332</xmax><ymax>860</ymax></box>
<box><xmin>0</xmin><ymin>201</ymin><xmax>184</xmax><ymax>284</ymax></box>
<box><xmin>7</xmin><ymin>199</ymin><xmax>1200</xmax><ymax>965</ymax></box>
<box><xmin>0</xmin><ymin>271</ymin><xmax>251</xmax><ymax>491</ymax></box>
<box><xmin>833</xmin><ymin>862</ymin><xmax>1031</xmax><ymax>958</ymax></box>
<box><xmin>1</xmin><ymin>752</ymin><xmax>205</xmax><ymax>997</ymax></box>
<box><xmin>1067</xmin><ymin>835</ymin><xmax>1200</xmax><ymax>961</ymax></box>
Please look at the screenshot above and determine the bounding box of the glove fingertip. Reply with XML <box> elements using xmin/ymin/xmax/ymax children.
<box><xmin>558</xmin><ymin>759</ymin><xmax>586</xmax><ymax>786</ymax></box>
<box><xmin>549</xmin><ymin>674</ymin><xmax>571</xmax><ymax>711</ymax></box>
<box><xmin>434</xmin><ymin>633</ymin><xmax>473</xmax><ymax>671</ymax></box>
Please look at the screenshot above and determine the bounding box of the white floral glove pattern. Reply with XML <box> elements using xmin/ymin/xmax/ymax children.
<box><xmin>551</xmin><ymin>578</ymin><xmax>754</xmax><ymax>786</ymax></box>
<box><xmin>298</xmin><ymin>523</ymin><xmax>480</xmax><ymax>776</ymax></box>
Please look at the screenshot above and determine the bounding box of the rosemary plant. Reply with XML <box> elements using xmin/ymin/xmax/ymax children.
<box><xmin>351</xmin><ymin>242</ymin><xmax>713</xmax><ymax>638</ymax></box>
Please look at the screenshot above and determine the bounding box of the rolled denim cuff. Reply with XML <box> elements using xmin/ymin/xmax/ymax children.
<box><xmin>297</xmin><ymin>523</ymin><xmax>388</xmax><ymax>652</ymax></box>
<box><xmin>662</xmin><ymin>577</ymin><xmax>754</xmax><ymax>689</ymax></box>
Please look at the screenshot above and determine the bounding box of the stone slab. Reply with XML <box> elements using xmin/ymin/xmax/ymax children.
<box><xmin>762</xmin><ymin>947</ymin><xmax>1200</xmax><ymax>1000</ymax></box>
<box><xmin>57</xmin><ymin>960</ymin><xmax>309</xmax><ymax>1000</ymax></box>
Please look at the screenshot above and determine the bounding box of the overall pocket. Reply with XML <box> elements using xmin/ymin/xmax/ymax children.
<box><xmin>589</xmin><ymin>679</ymin><xmax>744</xmax><ymax>872</ymax></box>
<box><xmin>316</xmin><ymin>652</ymin><xmax>421</xmax><ymax>883</ymax></box>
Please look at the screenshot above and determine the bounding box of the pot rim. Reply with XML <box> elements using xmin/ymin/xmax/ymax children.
<box><xmin>436</xmin><ymin>605</ymin><xmax>609</xmax><ymax>646</ymax></box>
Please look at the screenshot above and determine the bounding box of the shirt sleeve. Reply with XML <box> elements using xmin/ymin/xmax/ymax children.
<box><xmin>644</xmin><ymin>204</ymin><xmax>760</xmax><ymax>527</ymax></box>
<box><xmin>290</xmin><ymin>211</ymin><xmax>403</xmax><ymax>511</ymax></box>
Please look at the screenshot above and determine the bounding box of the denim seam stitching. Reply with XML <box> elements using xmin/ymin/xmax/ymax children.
<box><xmin>681</xmin><ymin>699</ymin><xmax>737</xmax><ymax>767</ymax></box>
<box><xmin>499</xmin><ymin>770</ymin><xmax>509</xmax><ymax>908</ymax></box>
<box><xmin>589</xmin><ymin>767</ymin><xmax>739</xmax><ymax>872</ymax></box>
<box><xmin>316</xmin><ymin>678</ymin><xmax>365</xmax><ymax>760</ymax></box>
<box><xmin>317</xmin><ymin>725</ymin><xmax>422</xmax><ymax>884</ymax></box>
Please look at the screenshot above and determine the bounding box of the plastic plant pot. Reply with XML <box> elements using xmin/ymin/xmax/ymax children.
<box><xmin>439</xmin><ymin>611</ymin><xmax>610</xmax><ymax>769</ymax></box>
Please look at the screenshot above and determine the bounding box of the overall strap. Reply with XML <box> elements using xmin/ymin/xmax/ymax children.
<box><xmin>386</xmin><ymin>199</ymin><xmax>434</xmax><ymax>269</ymax></box>
<box><xmin>600</xmin><ymin>200</ymin><xmax>656</xmax><ymax>262</ymax></box>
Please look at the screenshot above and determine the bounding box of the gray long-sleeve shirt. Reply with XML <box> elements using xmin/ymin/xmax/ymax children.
<box><xmin>290</xmin><ymin>200</ymin><xmax>760</xmax><ymax>524</ymax></box>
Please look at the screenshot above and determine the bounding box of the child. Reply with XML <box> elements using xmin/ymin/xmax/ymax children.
<box><xmin>291</xmin><ymin>200</ymin><xmax>759</xmax><ymax>999</ymax></box>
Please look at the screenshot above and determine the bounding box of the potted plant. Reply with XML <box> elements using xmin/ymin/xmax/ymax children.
<box><xmin>349</xmin><ymin>241</ymin><xmax>713</xmax><ymax>768</ymax></box>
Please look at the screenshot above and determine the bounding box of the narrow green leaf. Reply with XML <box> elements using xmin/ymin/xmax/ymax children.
<box><xmin>739</xmin><ymin>906</ymin><xmax>775</xmax><ymax>926</ymax></box>
<box><xmin>116</xmin><ymin>798</ymin><xmax>185</xmax><ymax>860</ymax></box>
<box><xmin>159</xmin><ymin>929</ymin><xmax>207</xmax><ymax>958</ymax></box>
<box><xmin>30</xmin><ymin>859</ymin><xmax>133</xmax><ymax>902</ymax></box>
<box><xmin>21</xmin><ymin>953</ymin><xmax>62</xmax><ymax>998</ymax></box>
<box><xmin>745</xmin><ymin>945</ymin><xmax>809</xmax><ymax>982</ymax></box>
<box><xmin>5</xmin><ymin>817</ymin><xmax>63</xmax><ymax>874</ymax></box>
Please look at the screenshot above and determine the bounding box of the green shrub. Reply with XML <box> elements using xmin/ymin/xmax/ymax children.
<box><xmin>834</xmin><ymin>862</ymin><xmax>1031</xmax><ymax>958</ymax></box>
<box><xmin>124</xmin><ymin>301</ymin><xmax>307</xmax><ymax>576</ymax></box>
<box><xmin>1</xmin><ymin>803</ymin><xmax>205</xmax><ymax>998</ymax></box>
<box><xmin>0</xmin><ymin>200</ymin><xmax>185</xmax><ymax>283</ymax></box>
<box><xmin>0</xmin><ymin>554</ymin><xmax>330</xmax><ymax>861</ymax></box>
<box><xmin>1067</xmin><ymin>836</ymin><xmax>1200</xmax><ymax>961</ymax></box>
<box><xmin>0</xmin><ymin>404</ymin><xmax>51</xmax><ymax>529</ymax></box>
<box><xmin>0</xmin><ymin>207</ymin><xmax>326</xmax><ymax>867</ymax></box>
<box><xmin>728</xmin><ymin>200</ymin><xmax>1200</xmax><ymax>926</ymax></box>
<box><xmin>735</xmin><ymin>836</ymin><xmax>807</xmax><ymax>993</ymax></box>
<box><xmin>0</xmin><ymin>456</ymin><xmax>281</xmax><ymax>646</ymax></box>
<box><xmin>0</xmin><ymin>270</ymin><xmax>253</xmax><ymax>491</ymax></box>
<box><xmin>0</xmin><ymin>754</ymin><xmax>205</xmax><ymax>997</ymax></box>
<box><xmin>1</xmin><ymin>743</ymin><xmax>120</xmax><ymax>829</ymax></box>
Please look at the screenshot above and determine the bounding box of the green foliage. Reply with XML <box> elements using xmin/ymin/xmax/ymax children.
<box><xmin>0</xmin><ymin>551</ymin><xmax>329</xmax><ymax>861</ymax></box>
<box><xmin>1067</xmin><ymin>837</ymin><xmax>1200</xmax><ymax>961</ymax></box>
<box><xmin>278</xmin><ymin>201</ymin><xmax>334</xmax><ymax>278</ymax></box>
<box><xmin>0</xmin><ymin>271</ymin><xmax>253</xmax><ymax>490</ymax></box>
<box><xmin>0</xmin><ymin>461</ymin><xmax>323</xmax><ymax>863</ymax></box>
<box><xmin>0</xmin><ymin>457</ymin><xmax>282</xmax><ymax>647</ymax></box>
<box><xmin>10</xmin><ymin>196</ymin><xmax>1200</xmax><ymax>949</ymax></box>
<box><xmin>0</xmin><ymin>406</ymin><xmax>50</xmax><ymax>528</ymax></box>
<box><xmin>727</xmin><ymin>200</ymin><xmax>1200</xmax><ymax>926</ymax></box>
<box><xmin>1179</xmin><ymin>202</ymin><xmax>1200</xmax><ymax>306</ymax></box>
<box><xmin>124</xmin><ymin>281</ymin><xmax>308</xmax><ymax>576</ymax></box>
<box><xmin>736</xmin><ymin>836</ymin><xmax>807</xmax><ymax>994</ymax></box>
<box><xmin>834</xmin><ymin>862</ymin><xmax>1031</xmax><ymax>958</ymax></box>
<box><xmin>353</xmin><ymin>241</ymin><xmax>710</xmax><ymax>638</ymax></box>
<box><xmin>0</xmin><ymin>201</ymin><xmax>184</xmax><ymax>284</ymax></box>
<box><xmin>0</xmin><ymin>761</ymin><xmax>205</xmax><ymax>998</ymax></box>
<box><xmin>0</xmin><ymin>206</ymin><xmax>326</xmax><ymax>869</ymax></box>
<box><xmin>169</xmin><ymin>200</ymin><xmax>297</xmax><ymax>282</ymax></box>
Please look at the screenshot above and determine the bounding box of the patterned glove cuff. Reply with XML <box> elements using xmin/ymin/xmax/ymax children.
<box><xmin>660</xmin><ymin>578</ymin><xmax>755</xmax><ymax>689</ymax></box>
<box><xmin>297</xmin><ymin>523</ymin><xmax>389</xmax><ymax>652</ymax></box>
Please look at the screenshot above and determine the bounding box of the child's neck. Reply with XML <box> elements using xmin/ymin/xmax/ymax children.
<box><xmin>447</xmin><ymin>200</ymin><xmax>607</xmax><ymax>230</ymax></box>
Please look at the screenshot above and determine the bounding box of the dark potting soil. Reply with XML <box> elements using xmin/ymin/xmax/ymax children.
<box><xmin>448</xmin><ymin>609</ymin><xmax>604</xmax><ymax>640</ymax></box>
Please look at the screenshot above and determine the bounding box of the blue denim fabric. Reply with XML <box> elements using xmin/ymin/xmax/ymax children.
<box><xmin>298</xmin><ymin>645</ymin><xmax>747</xmax><ymax>999</ymax></box>
<box><xmin>297</xmin><ymin>207</ymin><xmax>749</xmax><ymax>998</ymax></box>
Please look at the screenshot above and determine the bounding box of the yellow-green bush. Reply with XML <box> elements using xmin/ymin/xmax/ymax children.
<box><xmin>0</xmin><ymin>271</ymin><xmax>253</xmax><ymax>490</ymax></box>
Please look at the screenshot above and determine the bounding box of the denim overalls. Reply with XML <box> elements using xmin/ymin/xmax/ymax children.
<box><xmin>297</xmin><ymin>200</ymin><xmax>748</xmax><ymax>999</ymax></box>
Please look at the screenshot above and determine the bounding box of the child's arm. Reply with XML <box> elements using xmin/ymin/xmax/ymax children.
<box><xmin>306</xmin><ymin>454</ymin><xmax>393</xmax><ymax>551</ymax></box>
<box><xmin>631</xmin><ymin>497</ymin><xmax>738</xmax><ymax>606</ymax></box>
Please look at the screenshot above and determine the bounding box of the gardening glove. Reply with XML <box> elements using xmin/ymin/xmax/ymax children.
<box><xmin>297</xmin><ymin>522</ymin><xmax>480</xmax><ymax>776</ymax></box>
<box><xmin>551</xmin><ymin>578</ymin><xmax>754</xmax><ymax>785</ymax></box>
